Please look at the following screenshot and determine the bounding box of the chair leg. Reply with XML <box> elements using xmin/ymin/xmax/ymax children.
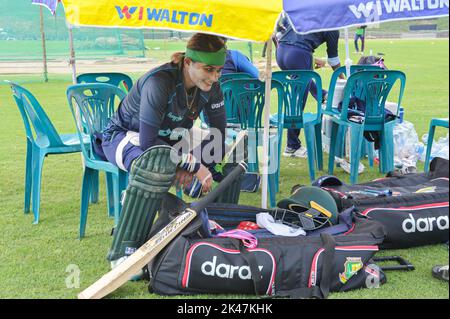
<box><xmin>118</xmin><ymin>171</ymin><xmax>128</xmax><ymax>216</ymax></box>
<box><xmin>304</xmin><ymin>124</ymin><xmax>316</xmax><ymax>182</ymax></box>
<box><xmin>314</xmin><ymin>123</ymin><xmax>323</xmax><ymax>171</ymax></box>
<box><xmin>349</xmin><ymin>125</ymin><xmax>364</xmax><ymax>184</ymax></box>
<box><xmin>248</xmin><ymin>132</ymin><xmax>258</xmax><ymax>173</ymax></box>
<box><xmin>367</xmin><ymin>141</ymin><xmax>374</xmax><ymax>168</ymax></box>
<box><xmin>105</xmin><ymin>172</ymin><xmax>115</xmax><ymax>218</ymax></box>
<box><xmin>335</xmin><ymin>126</ymin><xmax>346</xmax><ymax>158</ymax></box>
<box><xmin>31</xmin><ymin>147</ymin><xmax>45</xmax><ymax>224</ymax></box>
<box><xmin>268</xmin><ymin>172</ymin><xmax>277</xmax><ymax>208</ymax></box>
<box><xmin>424</xmin><ymin>123</ymin><xmax>436</xmax><ymax>173</ymax></box>
<box><xmin>112</xmin><ymin>174</ymin><xmax>121</xmax><ymax>226</ymax></box>
<box><xmin>379</xmin><ymin>124</ymin><xmax>395</xmax><ymax>174</ymax></box>
<box><xmin>90</xmin><ymin>170</ymin><xmax>99</xmax><ymax>204</ymax></box>
<box><xmin>274</xmin><ymin>130</ymin><xmax>283</xmax><ymax>193</ymax></box>
<box><xmin>24</xmin><ymin>140</ymin><xmax>33</xmax><ymax>214</ymax></box>
<box><xmin>79</xmin><ymin>168</ymin><xmax>93</xmax><ymax>239</ymax></box>
<box><xmin>328</xmin><ymin>121</ymin><xmax>340</xmax><ymax>175</ymax></box>
<box><xmin>268</xmin><ymin>134</ymin><xmax>280</xmax><ymax>193</ymax></box>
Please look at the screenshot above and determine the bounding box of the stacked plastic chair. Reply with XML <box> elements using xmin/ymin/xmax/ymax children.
<box><xmin>66</xmin><ymin>83</ymin><xmax>128</xmax><ymax>238</ymax></box>
<box><xmin>326</xmin><ymin>70</ymin><xmax>406</xmax><ymax>184</ymax></box>
<box><xmin>76</xmin><ymin>72</ymin><xmax>133</xmax><ymax>210</ymax></box>
<box><xmin>325</xmin><ymin>65</ymin><xmax>385</xmax><ymax>167</ymax></box>
<box><xmin>76</xmin><ymin>72</ymin><xmax>133</xmax><ymax>93</ymax></box>
<box><xmin>220</xmin><ymin>78</ymin><xmax>282</xmax><ymax>207</ymax></box>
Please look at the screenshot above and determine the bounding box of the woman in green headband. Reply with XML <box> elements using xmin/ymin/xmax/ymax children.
<box><xmin>101</xmin><ymin>33</ymin><xmax>233</xmax><ymax>271</ymax></box>
<box><xmin>173</xmin><ymin>35</ymin><xmax>226</xmax><ymax>92</ymax></box>
<box><xmin>102</xmin><ymin>33</ymin><xmax>228</xmax><ymax>197</ymax></box>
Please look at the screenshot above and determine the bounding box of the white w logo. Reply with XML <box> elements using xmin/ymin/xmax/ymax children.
<box><xmin>349</xmin><ymin>1</ymin><xmax>375</xmax><ymax>19</ymax></box>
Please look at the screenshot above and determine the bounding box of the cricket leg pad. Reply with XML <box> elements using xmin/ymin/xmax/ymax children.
<box><xmin>107</xmin><ymin>146</ymin><xmax>179</xmax><ymax>261</ymax></box>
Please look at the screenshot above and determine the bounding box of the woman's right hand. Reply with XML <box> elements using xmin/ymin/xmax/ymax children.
<box><xmin>195</xmin><ymin>164</ymin><xmax>213</xmax><ymax>193</ymax></box>
<box><xmin>174</xmin><ymin>168</ymin><xmax>194</xmax><ymax>190</ymax></box>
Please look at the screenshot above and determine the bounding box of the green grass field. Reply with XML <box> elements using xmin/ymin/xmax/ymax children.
<box><xmin>0</xmin><ymin>39</ymin><xmax>448</xmax><ymax>299</ymax></box>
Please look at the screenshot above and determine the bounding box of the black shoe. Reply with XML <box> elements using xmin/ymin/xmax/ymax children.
<box><xmin>432</xmin><ymin>265</ymin><xmax>449</xmax><ymax>282</ymax></box>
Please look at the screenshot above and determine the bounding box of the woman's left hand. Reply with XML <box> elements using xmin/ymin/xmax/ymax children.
<box><xmin>195</xmin><ymin>164</ymin><xmax>213</xmax><ymax>193</ymax></box>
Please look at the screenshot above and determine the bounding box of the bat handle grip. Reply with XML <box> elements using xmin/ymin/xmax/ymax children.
<box><xmin>190</xmin><ymin>161</ymin><xmax>248</xmax><ymax>213</ymax></box>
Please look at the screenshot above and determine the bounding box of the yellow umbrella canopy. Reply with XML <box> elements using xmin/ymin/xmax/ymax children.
<box><xmin>62</xmin><ymin>0</ymin><xmax>282</xmax><ymax>42</ymax></box>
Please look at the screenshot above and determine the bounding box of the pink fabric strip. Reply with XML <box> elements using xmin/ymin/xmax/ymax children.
<box><xmin>216</xmin><ymin>229</ymin><xmax>258</xmax><ymax>249</ymax></box>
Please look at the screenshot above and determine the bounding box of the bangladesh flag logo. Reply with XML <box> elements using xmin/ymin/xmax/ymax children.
<box><xmin>339</xmin><ymin>257</ymin><xmax>363</xmax><ymax>284</ymax></box>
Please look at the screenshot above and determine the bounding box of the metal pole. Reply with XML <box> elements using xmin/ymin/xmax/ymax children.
<box><xmin>344</xmin><ymin>28</ymin><xmax>352</xmax><ymax>77</ymax></box>
<box><xmin>68</xmin><ymin>24</ymin><xmax>77</xmax><ymax>84</ymax></box>
<box><xmin>140</xmin><ymin>30</ymin><xmax>146</xmax><ymax>58</ymax></box>
<box><xmin>39</xmin><ymin>7</ymin><xmax>48</xmax><ymax>82</ymax></box>
<box><xmin>247</xmin><ymin>42</ymin><xmax>253</xmax><ymax>63</ymax></box>
<box><xmin>261</xmin><ymin>40</ymin><xmax>273</xmax><ymax>209</ymax></box>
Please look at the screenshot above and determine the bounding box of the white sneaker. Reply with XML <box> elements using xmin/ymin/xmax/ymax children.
<box><xmin>284</xmin><ymin>146</ymin><xmax>308</xmax><ymax>158</ymax></box>
<box><xmin>335</xmin><ymin>157</ymin><xmax>365</xmax><ymax>174</ymax></box>
<box><xmin>292</xmin><ymin>146</ymin><xmax>308</xmax><ymax>158</ymax></box>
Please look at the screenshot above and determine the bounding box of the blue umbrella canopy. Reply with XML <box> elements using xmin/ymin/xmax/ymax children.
<box><xmin>32</xmin><ymin>0</ymin><xmax>60</xmax><ymax>15</ymax></box>
<box><xmin>284</xmin><ymin>0</ymin><xmax>449</xmax><ymax>34</ymax></box>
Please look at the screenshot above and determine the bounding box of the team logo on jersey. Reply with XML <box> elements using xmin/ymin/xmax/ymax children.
<box><xmin>211</xmin><ymin>100</ymin><xmax>224</xmax><ymax>109</ymax></box>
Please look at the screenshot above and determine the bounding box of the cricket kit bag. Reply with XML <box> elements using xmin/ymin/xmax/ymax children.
<box><xmin>312</xmin><ymin>157</ymin><xmax>449</xmax><ymax>249</ymax></box>
<box><xmin>146</xmin><ymin>194</ymin><xmax>387</xmax><ymax>298</ymax></box>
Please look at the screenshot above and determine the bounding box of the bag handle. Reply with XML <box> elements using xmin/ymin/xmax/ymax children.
<box><xmin>229</xmin><ymin>239</ymin><xmax>265</xmax><ymax>296</ymax></box>
<box><xmin>372</xmin><ymin>256</ymin><xmax>415</xmax><ymax>271</ymax></box>
<box><xmin>278</xmin><ymin>233</ymin><xmax>336</xmax><ymax>299</ymax></box>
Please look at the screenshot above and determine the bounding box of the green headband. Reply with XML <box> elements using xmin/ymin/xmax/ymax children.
<box><xmin>185</xmin><ymin>48</ymin><xmax>227</xmax><ymax>66</ymax></box>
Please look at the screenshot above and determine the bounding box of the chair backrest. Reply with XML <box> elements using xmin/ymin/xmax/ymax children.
<box><xmin>220</xmin><ymin>79</ymin><xmax>267</xmax><ymax>130</ymax></box>
<box><xmin>8</xmin><ymin>81</ymin><xmax>64</xmax><ymax>147</ymax></box>
<box><xmin>76</xmin><ymin>73</ymin><xmax>133</xmax><ymax>92</ymax></box>
<box><xmin>339</xmin><ymin>70</ymin><xmax>406</xmax><ymax>125</ymax></box>
<box><xmin>66</xmin><ymin>83</ymin><xmax>126</xmax><ymax>161</ymax></box>
<box><xmin>325</xmin><ymin>65</ymin><xmax>383</xmax><ymax>112</ymax></box>
<box><xmin>272</xmin><ymin>70</ymin><xmax>322</xmax><ymax>126</ymax></box>
<box><xmin>219</xmin><ymin>72</ymin><xmax>253</xmax><ymax>84</ymax></box>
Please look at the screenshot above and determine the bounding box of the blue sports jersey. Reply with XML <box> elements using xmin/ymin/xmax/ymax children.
<box><xmin>222</xmin><ymin>50</ymin><xmax>259</xmax><ymax>78</ymax></box>
<box><xmin>104</xmin><ymin>62</ymin><xmax>226</xmax><ymax>151</ymax></box>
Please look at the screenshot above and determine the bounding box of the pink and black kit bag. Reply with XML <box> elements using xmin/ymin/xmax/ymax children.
<box><xmin>146</xmin><ymin>194</ymin><xmax>386</xmax><ymax>299</ymax></box>
<box><xmin>312</xmin><ymin>157</ymin><xmax>449</xmax><ymax>249</ymax></box>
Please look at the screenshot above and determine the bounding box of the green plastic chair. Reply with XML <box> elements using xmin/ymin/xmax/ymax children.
<box><xmin>199</xmin><ymin>73</ymin><xmax>253</xmax><ymax>129</ymax></box>
<box><xmin>7</xmin><ymin>81</ymin><xmax>90</xmax><ymax>224</ymax></box>
<box><xmin>66</xmin><ymin>83</ymin><xmax>128</xmax><ymax>238</ymax></box>
<box><xmin>76</xmin><ymin>72</ymin><xmax>133</xmax><ymax>93</ymax></box>
<box><xmin>327</xmin><ymin>70</ymin><xmax>406</xmax><ymax>184</ymax></box>
<box><xmin>219</xmin><ymin>72</ymin><xmax>253</xmax><ymax>84</ymax></box>
<box><xmin>325</xmin><ymin>65</ymin><xmax>385</xmax><ymax>167</ymax></box>
<box><xmin>424</xmin><ymin>118</ymin><xmax>449</xmax><ymax>172</ymax></box>
<box><xmin>76</xmin><ymin>72</ymin><xmax>132</xmax><ymax>207</ymax></box>
<box><xmin>220</xmin><ymin>78</ymin><xmax>281</xmax><ymax>207</ymax></box>
<box><xmin>218</xmin><ymin>73</ymin><xmax>254</xmax><ymax>124</ymax></box>
<box><xmin>270</xmin><ymin>70</ymin><xmax>324</xmax><ymax>184</ymax></box>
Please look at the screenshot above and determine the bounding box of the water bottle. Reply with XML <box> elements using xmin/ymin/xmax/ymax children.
<box><xmin>415</xmin><ymin>142</ymin><xmax>425</xmax><ymax>160</ymax></box>
<box><xmin>422</xmin><ymin>134</ymin><xmax>429</xmax><ymax>145</ymax></box>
